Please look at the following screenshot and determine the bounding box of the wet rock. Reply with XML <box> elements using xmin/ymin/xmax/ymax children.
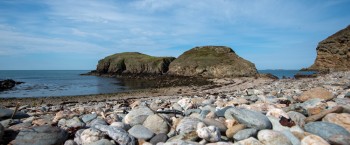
<box><xmin>150</xmin><ymin>133</ymin><xmax>168</xmax><ymax>144</ymax></box>
<box><xmin>224</xmin><ymin>107</ymin><xmax>272</xmax><ymax>130</ymax></box>
<box><xmin>297</xmin><ymin>87</ymin><xmax>333</xmax><ymax>102</ymax></box>
<box><xmin>81</xmin><ymin>113</ymin><xmax>97</xmax><ymax>123</ymax></box>
<box><xmin>11</xmin><ymin>125</ymin><xmax>68</xmax><ymax>145</ymax></box>
<box><xmin>124</xmin><ymin>106</ymin><xmax>154</xmax><ymax>126</ymax></box>
<box><xmin>80</xmin><ymin>128</ymin><xmax>104</xmax><ymax>144</ymax></box>
<box><xmin>322</xmin><ymin>113</ymin><xmax>350</xmax><ymax>132</ymax></box>
<box><xmin>0</xmin><ymin>79</ymin><xmax>18</xmax><ymax>90</ymax></box>
<box><xmin>176</xmin><ymin>117</ymin><xmax>202</xmax><ymax>134</ymax></box>
<box><xmin>196</xmin><ymin>122</ymin><xmax>221</xmax><ymax>142</ymax></box>
<box><xmin>128</xmin><ymin>125</ymin><xmax>154</xmax><ymax>140</ymax></box>
<box><xmin>287</xmin><ymin>111</ymin><xmax>306</xmax><ymax>127</ymax></box>
<box><xmin>232</xmin><ymin>137</ymin><xmax>263</xmax><ymax>145</ymax></box>
<box><xmin>304</xmin><ymin>122</ymin><xmax>350</xmax><ymax>142</ymax></box>
<box><xmin>301</xmin><ymin>135</ymin><xmax>330</xmax><ymax>145</ymax></box>
<box><xmin>143</xmin><ymin>114</ymin><xmax>169</xmax><ymax>134</ymax></box>
<box><xmin>233</xmin><ymin>128</ymin><xmax>258</xmax><ymax>141</ymax></box>
<box><xmin>94</xmin><ymin>124</ymin><xmax>135</xmax><ymax>145</ymax></box>
<box><xmin>257</xmin><ymin>130</ymin><xmax>292</xmax><ymax>145</ymax></box>
<box><xmin>226</xmin><ymin>124</ymin><xmax>246</xmax><ymax>139</ymax></box>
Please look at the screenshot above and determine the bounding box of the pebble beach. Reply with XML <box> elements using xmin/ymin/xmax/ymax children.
<box><xmin>1</xmin><ymin>71</ymin><xmax>350</xmax><ymax>145</ymax></box>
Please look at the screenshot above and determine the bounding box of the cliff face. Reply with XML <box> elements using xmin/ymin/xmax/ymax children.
<box><xmin>308</xmin><ymin>25</ymin><xmax>350</xmax><ymax>71</ymax></box>
<box><xmin>168</xmin><ymin>46</ymin><xmax>258</xmax><ymax>78</ymax></box>
<box><xmin>96</xmin><ymin>52</ymin><xmax>175</xmax><ymax>75</ymax></box>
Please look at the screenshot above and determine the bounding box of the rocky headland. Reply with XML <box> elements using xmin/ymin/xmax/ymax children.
<box><xmin>308</xmin><ymin>25</ymin><xmax>350</xmax><ymax>71</ymax></box>
<box><xmin>168</xmin><ymin>46</ymin><xmax>258</xmax><ymax>78</ymax></box>
<box><xmin>91</xmin><ymin>52</ymin><xmax>175</xmax><ymax>76</ymax></box>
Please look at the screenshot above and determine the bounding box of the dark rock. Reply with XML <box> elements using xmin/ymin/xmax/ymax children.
<box><xmin>0</xmin><ymin>79</ymin><xmax>16</xmax><ymax>90</ymax></box>
<box><xmin>95</xmin><ymin>52</ymin><xmax>175</xmax><ymax>75</ymax></box>
<box><xmin>150</xmin><ymin>133</ymin><xmax>168</xmax><ymax>145</ymax></box>
<box><xmin>168</xmin><ymin>46</ymin><xmax>258</xmax><ymax>78</ymax></box>
<box><xmin>224</xmin><ymin>107</ymin><xmax>272</xmax><ymax>130</ymax></box>
<box><xmin>0</xmin><ymin>108</ymin><xmax>29</xmax><ymax>120</ymax></box>
<box><xmin>304</xmin><ymin>122</ymin><xmax>350</xmax><ymax>142</ymax></box>
<box><xmin>0</xmin><ymin>123</ymin><xmax>4</xmax><ymax>140</ymax></box>
<box><xmin>308</xmin><ymin>25</ymin><xmax>350</xmax><ymax>71</ymax></box>
<box><xmin>11</xmin><ymin>125</ymin><xmax>68</xmax><ymax>145</ymax></box>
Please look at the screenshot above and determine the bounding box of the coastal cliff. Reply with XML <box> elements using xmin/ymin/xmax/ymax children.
<box><xmin>95</xmin><ymin>52</ymin><xmax>175</xmax><ymax>75</ymax></box>
<box><xmin>308</xmin><ymin>25</ymin><xmax>350</xmax><ymax>71</ymax></box>
<box><xmin>168</xmin><ymin>46</ymin><xmax>258</xmax><ymax>78</ymax></box>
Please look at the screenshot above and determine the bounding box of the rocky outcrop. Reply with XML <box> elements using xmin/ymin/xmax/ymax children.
<box><xmin>95</xmin><ymin>52</ymin><xmax>175</xmax><ymax>75</ymax></box>
<box><xmin>308</xmin><ymin>25</ymin><xmax>350</xmax><ymax>71</ymax></box>
<box><xmin>168</xmin><ymin>46</ymin><xmax>258</xmax><ymax>78</ymax></box>
<box><xmin>0</xmin><ymin>79</ymin><xmax>24</xmax><ymax>91</ymax></box>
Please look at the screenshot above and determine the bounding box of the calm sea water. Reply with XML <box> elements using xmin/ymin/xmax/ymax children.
<box><xmin>258</xmin><ymin>70</ymin><xmax>316</xmax><ymax>79</ymax></box>
<box><xmin>0</xmin><ymin>70</ymin><xmax>315</xmax><ymax>98</ymax></box>
<box><xmin>0</xmin><ymin>70</ymin><xmax>129</xmax><ymax>98</ymax></box>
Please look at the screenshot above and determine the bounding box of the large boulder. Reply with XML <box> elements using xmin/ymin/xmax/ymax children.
<box><xmin>96</xmin><ymin>52</ymin><xmax>175</xmax><ymax>75</ymax></box>
<box><xmin>308</xmin><ymin>25</ymin><xmax>350</xmax><ymax>71</ymax></box>
<box><xmin>168</xmin><ymin>46</ymin><xmax>258</xmax><ymax>78</ymax></box>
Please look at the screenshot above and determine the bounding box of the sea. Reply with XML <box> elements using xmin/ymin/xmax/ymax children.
<box><xmin>0</xmin><ymin>70</ymin><xmax>315</xmax><ymax>98</ymax></box>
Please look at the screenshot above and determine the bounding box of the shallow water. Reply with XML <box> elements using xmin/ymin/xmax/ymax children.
<box><xmin>0</xmin><ymin>70</ymin><xmax>130</xmax><ymax>98</ymax></box>
<box><xmin>258</xmin><ymin>70</ymin><xmax>316</xmax><ymax>79</ymax></box>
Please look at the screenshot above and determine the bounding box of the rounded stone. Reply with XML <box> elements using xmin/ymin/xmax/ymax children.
<box><xmin>176</xmin><ymin>117</ymin><xmax>202</xmax><ymax>134</ymax></box>
<box><xmin>232</xmin><ymin>137</ymin><xmax>263</xmax><ymax>145</ymax></box>
<box><xmin>304</xmin><ymin>122</ymin><xmax>350</xmax><ymax>142</ymax></box>
<box><xmin>150</xmin><ymin>133</ymin><xmax>168</xmax><ymax>144</ymax></box>
<box><xmin>11</xmin><ymin>125</ymin><xmax>68</xmax><ymax>145</ymax></box>
<box><xmin>196</xmin><ymin>123</ymin><xmax>221</xmax><ymax>142</ymax></box>
<box><xmin>297</xmin><ymin>87</ymin><xmax>333</xmax><ymax>102</ymax></box>
<box><xmin>301</xmin><ymin>135</ymin><xmax>330</xmax><ymax>145</ymax></box>
<box><xmin>128</xmin><ymin>125</ymin><xmax>154</xmax><ymax>140</ymax></box>
<box><xmin>80</xmin><ymin>128</ymin><xmax>104</xmax><ymax>144</ymax></box>
<box><xmin>257</xmin><ymin>130</ymin><xmax>292</xmax><ymax>145</ymax></box>
<box><xmin>226</xmin><ymin>124</ymin><xmax>246</xmax><ymax>139</ymax></box>
<box><xmin>81</xmin><ymin>113</ymin><xmax>97</xmax><ymax>123</ymax></box>
<box><xmin>224</xmin><ymin>107</ymin><xmax>272</xmax><ymax>130</ymax></box>
<box><xmin>124</xmin><ymin>106</ymin><xmax>154</xmax><ymax>126</ymax></box>
<box><xmin>233</xmin><ymin>128</ymin><xmax>258</xmax><ymax>141</ymax></box>
<box><xmin>322</xmin><ymin>113</ymin><xmax>350</xmax><ymax>133</ymax></box>
<box><xmin>203</xmin><ymin>118</ymin><xmax>227</xmax><ymax>133</ymax></box>
<box><xmin>287</xmin><ymin>111</ymin><xmax>306</xmax><ymax>127</ymax></box>
<box><xmin>143</xmin><ymin>114</ymin><xmax>169</xmax><ymax>134</ymax></box>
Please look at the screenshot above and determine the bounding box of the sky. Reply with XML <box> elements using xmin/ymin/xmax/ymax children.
<box><xmin>0</xmin><ymin>0</ymin><xmax>350</xmax><ymax>70</ymax></box>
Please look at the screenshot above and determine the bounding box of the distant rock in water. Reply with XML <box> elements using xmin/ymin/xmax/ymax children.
<box><xmin>95</xmin><ymin>52</ymin><xmax>175</xmax><ymax>75</ymax></box>
<box><xmin>168</xmin><ymin>46</ymin><xmax>258</xmax><ymax>78</ymax></box>
<box><xmin>308</xmin><ymin>25</ymin><xmax>350</xmax><ymax>71</ymax></box>
<box><xmin>0</xmin><ymin>79</ymin><xmax>24</xmax><ymax>91</ymax></box>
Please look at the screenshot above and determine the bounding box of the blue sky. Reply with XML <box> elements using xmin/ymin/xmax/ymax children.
<box><xmin>0</xmin><ymin>0</ymin><xmax>350</xmax><ymax>70</ymax></box>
